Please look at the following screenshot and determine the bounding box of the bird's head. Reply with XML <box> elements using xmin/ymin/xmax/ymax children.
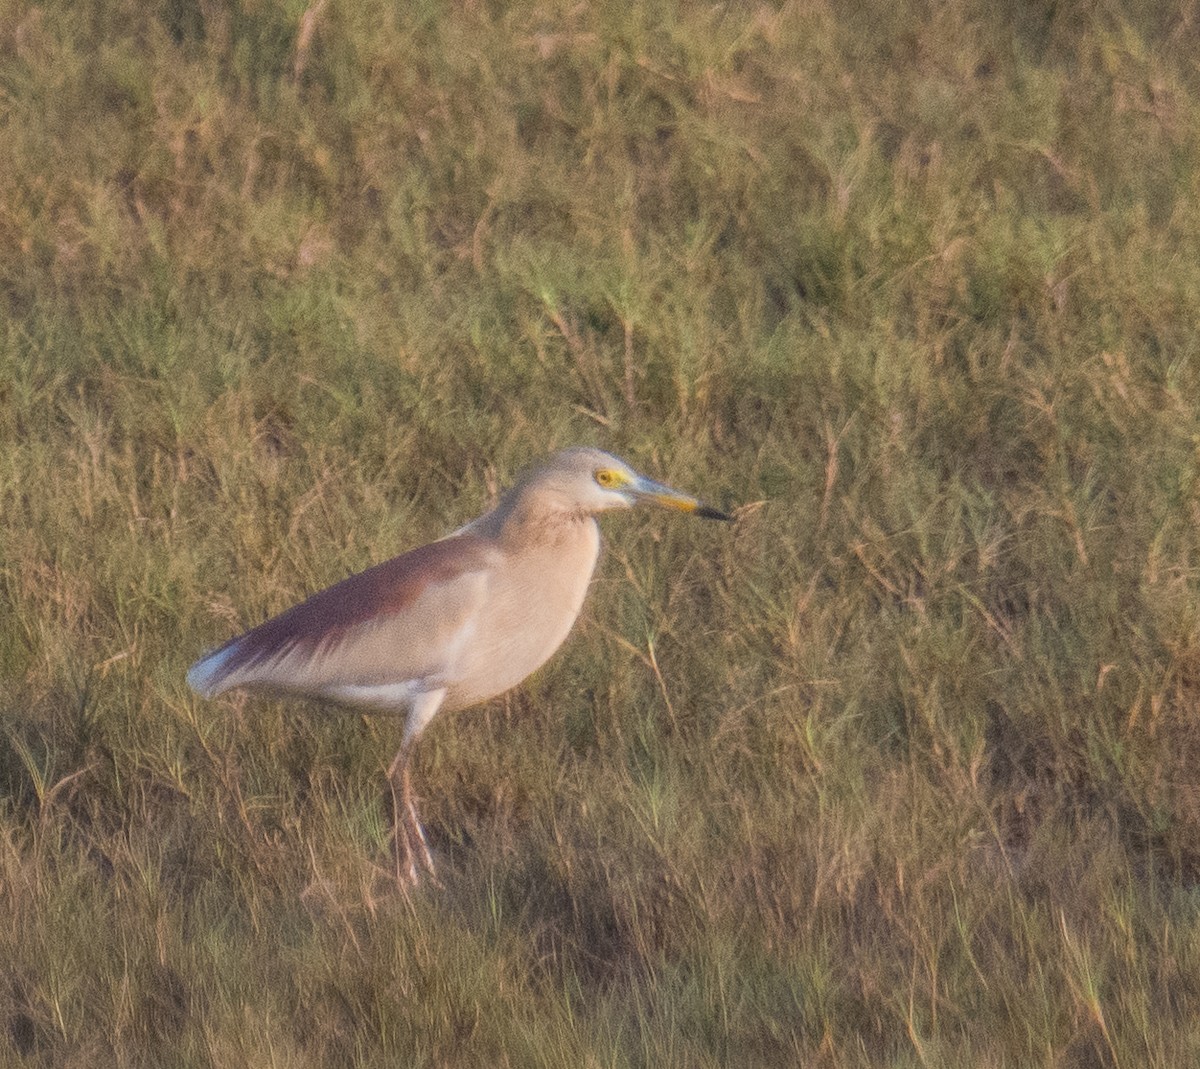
<box><xmin>525</xmin><ymin>447</ymin><xmax>732</xmax><ymax>521</ymax></box>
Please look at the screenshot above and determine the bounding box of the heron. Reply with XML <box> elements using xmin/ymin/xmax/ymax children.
<box><xmin>187</xmin><ymin>446</ymin><xmax>731</xmax><ymax>885</ymax></box>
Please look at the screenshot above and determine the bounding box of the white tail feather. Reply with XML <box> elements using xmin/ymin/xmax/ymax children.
<box><xmin>186</xmin><ymin>644</ymin><xmax>239</xmax><ymax>698</ymax></box>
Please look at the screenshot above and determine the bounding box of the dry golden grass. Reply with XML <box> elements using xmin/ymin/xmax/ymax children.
<box><xmin>5</xmin><ymin>0</ymin><xmax>1200</xmax><ymax>1064</ymax></box>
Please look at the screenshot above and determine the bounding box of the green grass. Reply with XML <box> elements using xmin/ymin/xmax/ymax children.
<box><xmin>5</xmin><ymin>0</ymin><xmax>1200</xmax><ymax>1063</ymax></box>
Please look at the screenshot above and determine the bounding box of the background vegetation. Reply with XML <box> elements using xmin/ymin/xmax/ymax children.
<box><xmin>3</xmin><ymin>0</ymin><xmax>1200</xmax><ymax>1063</ymax></box>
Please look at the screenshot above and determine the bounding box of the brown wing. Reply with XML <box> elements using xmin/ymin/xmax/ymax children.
<box><xmin>187</xmin><ymin>533</ymin><xmax>498</xmax><ymax>702</ymax></box>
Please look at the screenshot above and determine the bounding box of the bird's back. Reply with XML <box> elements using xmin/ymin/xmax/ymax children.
<box><xmin>187</xmin><ymin>533</ymin><xmax>499</xmax><ymax>706</ymax></box>
<box><xmin>187</xmin><ymin>512</ymin><xmax>601</xmax><ymax>715</ymax></box>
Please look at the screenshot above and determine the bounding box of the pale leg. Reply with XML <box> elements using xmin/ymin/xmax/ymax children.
<box><xmin>386</xmin><ymin>742</ymin><xmax>438</xmax><ymax>886</ymax></box>
<box><xmin>386</xmin><ymin>688</ymin><xmax>446</xmax><ymax>887</ymax></box>
<box><xmin>387</xmin><ymin>744</ymin><xmax>420</xmax><ymax>886</ymax></box>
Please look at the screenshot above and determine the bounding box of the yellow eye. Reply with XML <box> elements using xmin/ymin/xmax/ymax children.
<box><xmin>595</xmin><ymin>468</ymin><xmax>617</xmax><ymax>488</ymax></box>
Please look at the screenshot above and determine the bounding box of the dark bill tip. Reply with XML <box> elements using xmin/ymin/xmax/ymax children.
<box><xmin>696</xmin><ymin>504</ymin><xmax>734</xmax><ymax>522</ymax></box>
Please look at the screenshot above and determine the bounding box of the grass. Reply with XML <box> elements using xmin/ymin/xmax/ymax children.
<box><xmin>4</xmin><ymin>0</ymin><xmax>1200</xmax><ymax>1063</ymax></box>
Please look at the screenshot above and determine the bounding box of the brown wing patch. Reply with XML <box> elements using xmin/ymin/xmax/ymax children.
<box><xmin>207</xmin><ymin>533</ymin><xmax>496</xmax><ymax>686</ymax></box>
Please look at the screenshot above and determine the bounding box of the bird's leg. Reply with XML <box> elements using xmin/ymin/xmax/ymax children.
<box><xmin>382</xmin><ymin>689</ymin><xmax>447</xmax><ymax>889</ymax></box>
<box><xmin>386</xmin><ymin>746</ymin><xmax>419</xmax><ymax>887</ymax></box>
<box><xmin>399</xmin><ymin>757</ymin><xmax>437</xmax><ymax>878</ymax></box>
<box><xmin>386</xmin><ymin>741</ymin><xmax>440</xmax><ymax>888</ymax></box>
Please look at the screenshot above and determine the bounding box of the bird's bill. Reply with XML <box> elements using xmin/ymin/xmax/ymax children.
<box><xmin>631</xmin><ymin>476</ymin><xmax>733</xmax><ymax>522</ymax></box>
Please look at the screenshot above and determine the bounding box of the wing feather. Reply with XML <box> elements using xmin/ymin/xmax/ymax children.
<box><xmin>187</xmin><ymin>533</ymin><xmax>497</xmax><ymax>705</ymax></box>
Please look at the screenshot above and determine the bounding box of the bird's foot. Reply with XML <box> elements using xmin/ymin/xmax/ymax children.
<box><xmin>388</xmin><ymin>812</ymin><xmax>441</xmax><ymax>891</ymax></box>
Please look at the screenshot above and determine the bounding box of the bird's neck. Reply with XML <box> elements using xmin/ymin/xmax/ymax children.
<box><xmin>483</xmin><ymin>489</ymin><xmax>593</xmax><ymax>550</ymax></box>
